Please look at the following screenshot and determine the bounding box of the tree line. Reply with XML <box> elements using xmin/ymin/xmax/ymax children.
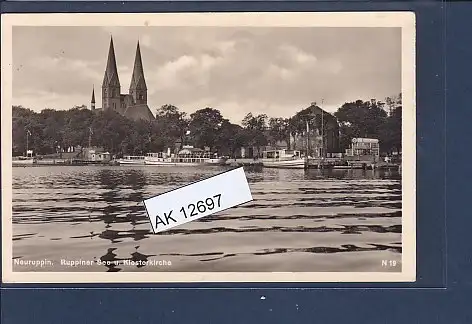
<box><xmin>12</xmin><ymin>94</ymin><xmax>401</xmax><ymax>157</ymax></box>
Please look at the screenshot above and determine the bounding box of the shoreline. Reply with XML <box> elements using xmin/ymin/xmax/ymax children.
<box><xmin>13</xmin><ymin>159</ymin><xmax>401</xmax><ymax>170</ymax></box>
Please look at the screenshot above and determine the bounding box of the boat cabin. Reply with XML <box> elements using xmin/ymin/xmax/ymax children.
<box><xmin>175</xmin><ymin>146</ymin><xmax>213</xmax><ymax>163</ymax></box>
<box><xmin>262</xmin><ymin>149</ymin><xmax>302</xmax><ymax>160</ymax></box>
<box><xmin>122</xmin><ymin>155</ymin><xmax>145</xmax><ymax>161</ymax></box>
<box><xmin>147</xmin><ymin>152</ymin><xmax>167</xmax><ymax>159</ymax></box>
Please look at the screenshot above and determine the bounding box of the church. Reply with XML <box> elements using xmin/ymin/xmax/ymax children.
<box><xmin>90</xmin><ymin>36</ymin><xmax>155</xmax><ymax>122</ymax></box>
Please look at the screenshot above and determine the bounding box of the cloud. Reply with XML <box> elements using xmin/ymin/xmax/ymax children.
<box><xmin>13</xmin><ymin>89</ymin><xmax>90</xmax><ymax>111</ymax></box>
<box><xmin>140</xmin><ymin>34</ymin><xmax>152</xmax><ymax>48</ymax></box>
<box><xmin>152</xmin><ymin>53</ymin><xmax>224</xmax><ymax>91</ymax></box>
<box><xmin>30</xmin><ymin>56</ymin><xmax>102</xmax><ymax>81</ymax></box>
<box><xmin>12</xmin><ymin>26</ymin><xmax>401</xmax><ymax>122</ymax></box>
<box><xmin>278</xmin><ymin>44</ymin><xmax>318</xmax><ymax>65</ymax></box>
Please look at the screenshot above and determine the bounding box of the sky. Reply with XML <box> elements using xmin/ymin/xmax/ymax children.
<box><xmin>12</xmin><ymin>26</ymin><xmax>401</xmax><ymax>124</ymax></box>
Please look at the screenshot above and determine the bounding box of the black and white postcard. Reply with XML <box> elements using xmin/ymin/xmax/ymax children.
<box><xmin>1</xmin><ymin>12</ymin><xmax>416</xmax><ymax>283</ymax></box>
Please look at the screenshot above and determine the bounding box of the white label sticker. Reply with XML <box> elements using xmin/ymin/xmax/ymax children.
<box><xmin>143</xmin><ymin>167</ymin><xmax>253</xmax><ymax>233</ymax></box>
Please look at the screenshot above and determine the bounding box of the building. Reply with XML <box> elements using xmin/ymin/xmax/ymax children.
<box><xmin>345</xmin><ymin>138</ymin><xmax>380</xmax><ymax>162</ymax></box>
<box><xmin>265</xmin><ymin>105</ymin><xmax>340</xmax><ymax>158</ymax></box>
<box><xmin>79</xmin><ymin>147</ymin><xmax>112</xmax><ymax>162</ymax></box>
<box><xmin>89</xmin><ymin>150</ymin><xmax>111</xmax><ymax>162</ymax></box>
<box><xmin>292</xmin><ymin>104</ymin><xmax>340</xmax><ymax>157</ymax></box>
<box><xmin>235</xmin><ymin>105</ymin><xmax>340</xmax><ymax>159</ymax></box>
<box><xmin>90</xmin><ymin>36</ymin><xmax>155</xmax><ymax>122</ymax></box>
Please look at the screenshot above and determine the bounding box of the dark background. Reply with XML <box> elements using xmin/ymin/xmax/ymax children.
<box><xmin>1</xmin><ymin>0</ymin><xmax>469</xmax><ymax>322</ymax></box>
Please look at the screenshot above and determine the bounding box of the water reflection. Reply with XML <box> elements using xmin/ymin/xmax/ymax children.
<box><xmin>12</xmin><ymin>166</ymin><xmax>403</xmax><ymax>272</ymax></box>
<box><xmin>304</xmin><ymin>168</ymin><xmax>401</xmax><ymax>180</ymax></box>
<box><xmin>95</xmin><ymin>169</ymin><xmax>152</xmax><ymax>270</ymax></box>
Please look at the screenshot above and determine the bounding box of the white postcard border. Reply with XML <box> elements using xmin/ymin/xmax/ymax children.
<box><xmin>1</xmin><ymin>12</ymin><xmax>416</xmax><ymax>283</ymax></box>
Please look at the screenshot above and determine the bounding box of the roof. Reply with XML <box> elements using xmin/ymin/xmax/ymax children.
<box><xmin>129</xmin><ymin>41</ymin><xmax>147</xmax><ymax>91</ymax></box>
<box><xmin>102</xmin><ymin>36</ymin><xmax>120</xmax><ymax>88</ymax></box>
<box><xmin>178</xmin><ymin>147</ymin><xmax>205</xmax><ymax>154</ymax></box>
<box><xmin>123</xmin><ymin>104</ymin><xmax>155</xmax><ymax>122</ymax></box>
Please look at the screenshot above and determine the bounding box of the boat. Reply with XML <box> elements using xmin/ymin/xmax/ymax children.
<box><xmin>145</xmin><ymin>146</ymin><xmax>227</xmax><ymax>166</ymax></box>
<box><xmin>144</xmin><ymin>152</ymin><xmax>177</xmax><ymax>166</ymax></box>
<box><xmin>261</xmin><ymin>149</ymin><xmax>307</xmax><ymax>169</ymax></box>
<box><xmin>12</xmin><ymin>150</ymin><xmax>36</xmax><ymax>166</ymax></box>
<box><xmin>117</xmin><ymin>155</ymin><xmax>146</xmax><ymax>165</ymax></box>
<box><xmin>12</xmin><ymin>156</ymin><xmax>35</xmax><ymax>166</ymax></box>
<box><xmin>204</xmin><ymin>157</ymin><xmax>228</xmax><ymax>166</ymax></box>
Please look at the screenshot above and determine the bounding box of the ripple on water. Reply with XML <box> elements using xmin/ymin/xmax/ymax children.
<box><xmin>12</xmin><ymin>166</ymin><xmax>402</xmax><ymax>272</ymax></box>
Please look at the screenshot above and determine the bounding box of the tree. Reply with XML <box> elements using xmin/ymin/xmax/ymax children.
<box><xmin>268</xmin><ymin>117</ymin><xmax>291</xmax><ymax>148</ymax></box>
<box><xmin>189</xmin><ymin>107</ymin><xmax>224</xmax><ymax>151</ymax></box>
<box><xmin>12</xmin><ymin>106</ymin><xmax>37</xmax><ymax>155</ymax></box>
<box><xmin>10</xmin><ymin>93</ymin><xmax>401</xmax><ymax>159</ymax></box>
<box><xmin>91</xmin><ymin>109</ymin><xmax>129</xmax><ymax>154</ymax></box>
<box><xmin>39</xmin><ymin>109</ymin><xmax>65</xmax><ymax>155</ymax></box>
<box><xmin>334</xmin><ymin>100</ymin><xmax>387</xmax><ymax>152</ymax></box>
<box><xmin>379</xmin><ymin>94</ymin><xmax>402</xmax><ymax>153</ymax></box>
<box><xmin>60</xmin><ymin>107</ymin><xmax>94</xmax><ymax>153</ymax></box>
<box><xmin>242</xmin><ymin>113</ymin><xmax>268</xmax><ymax>156</ymax></box>
<box><xmin>214</xmin><ymin>119</ymin><xmax>245</xmax><ymax>157</ymax></box>
<box><xmin>155</xmin><ymin>104</ymin><xmax>188</xmax><ymax>148</ymax></box>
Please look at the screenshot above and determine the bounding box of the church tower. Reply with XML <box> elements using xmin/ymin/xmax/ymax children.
<box><xmin>129</xmin><ymin>41</ymin><xmax>147</xmax><ymax>105</ymax></box>
<box><xmin>102</xmin><ymin>36</ymin><xmax>121</xmax><ymax>112</ymax></box>
<box><xmin>91</xmin><ymin>86</ymin><xmax>96</xmax><ymax>110</ymax></box>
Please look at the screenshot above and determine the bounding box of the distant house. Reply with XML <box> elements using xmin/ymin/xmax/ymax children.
<box><xmin>237</xmin><ymin>105</ymin><xmax>340</xmax><ymax>159</ymax></box>
<box><xmin>90</xmin><ymin>150</ymin><xmax>111</xmax><ymax>162</ymax></box>
<box><xmin>82</xmin><ymin>146</ymin><xmax>111</xmax><ymax>162</ymax></box>
<box><xmin>291</xmin><ymin>105</ymin><xmax>340</xmax><ymax>157</ymax></box>
<box><xmin>344</xmin><ymin>138</ymin><xmax>380</xmax><ymax>162</ymax></box>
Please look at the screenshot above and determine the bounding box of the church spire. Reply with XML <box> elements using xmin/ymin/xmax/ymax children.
<box><xmin>130</xmin><ymin>41</ymin><xmax>147</xmax><ymax>91</ymax></box>
<box><xmin>129</xmin><ymin>40</ymin><xmax>147</xmax><ymax>105</ymax></box>
<box><xmin>91</xmin><ymin>86</ymin><xmax>96</xmax><ymax>110</ymax></box>
<box><xmin>102</xmin><ymin>36</ymin><xmax>120</xmax><ymax>88</ymax></box>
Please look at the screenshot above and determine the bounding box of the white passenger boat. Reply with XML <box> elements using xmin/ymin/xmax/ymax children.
<box><xmin>145</xmin><ymin>146</ymin><xmax>227</xmax><ymax>166</ymax></box>
<box><xmin>12</xmin><ymin>156</ymin><xmax>35</xmax><ymax>166</ymax></box>
<box><xmin>12</xmin><ymin>150</ymin><xmax>36</xmax><ymax>166</ymax></box>
<box><xmin>117</xmin><ymin>155</ymin><xmax>146</xmax><ymax>165</ymax></box>
<box><xmin>204</xmin><ymin>157</ymin><xmax>228</xmax><ymax>166</ymax></box>
<box><xmin>261</xmin><ymin>149</ymin><xmax>307</xmax><ymax>169</ymax></box>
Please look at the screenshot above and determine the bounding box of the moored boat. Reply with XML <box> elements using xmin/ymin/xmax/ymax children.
<box><xmin>145</xmin><ymin>146</ymin><xmax>227</xmax><ymax>166</ymax></box>
<box><xmin>261</xmin><ymin>149</ymin><xmax>307</xmax><ymax>169</ymax></box>
<box><xmin>117</xmin><ymin>155</ymin><xmax>146</xmax><ymax>165</ymax></box>
<box><xmin>204</xmin><ymin>157</ymin><xmax>227</xmax><ymax>166</ymax></box>
<box><xmin>12</xmin><ymin>150</ymin><xmax>36</xmax><ymax>166</ymax></box>
<box><xmin>12</xmin><ymin>156</ymin><xmax>35</xmax><ymax>166</ymax></box>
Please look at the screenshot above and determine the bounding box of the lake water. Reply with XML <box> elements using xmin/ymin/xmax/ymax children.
<box><xmin>11</xmin><ymin>165</ymin><xmax>402</xmax><ymax>272</ymax></box>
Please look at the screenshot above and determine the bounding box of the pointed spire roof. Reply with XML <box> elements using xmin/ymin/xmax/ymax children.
<box><xmin>91</xmin><ymin>86</ymin><xmax>95</xmax><ymax>103</ymax></box>
<box><xmin>130</xmin><ymin>41</ymin><xmax>147</xmax><ymax>90</ymax></box>
<box><xmin>102</xmin><ymin>36</ymin><xmax>120</xmax><ymax>88</ymax></box>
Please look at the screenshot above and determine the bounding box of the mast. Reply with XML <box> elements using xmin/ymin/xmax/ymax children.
<box><xmin>321</xmin><ymin>99</ymin><xmax>324</xmax><ymax>159</ymax></box>
<box><xmin>26</xmin><ymin>129</ymin><xmax>31</xmax><ymax>156</ymax></box>
<box><xmin>306</xmin><ymin>119</ymin><xmax>309</xmax><ymax>157</ymax></box>
<box><xmin>88</xmin><ymin>127</ymin><xmax>93</xmax><ymax>148</ymax></box>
